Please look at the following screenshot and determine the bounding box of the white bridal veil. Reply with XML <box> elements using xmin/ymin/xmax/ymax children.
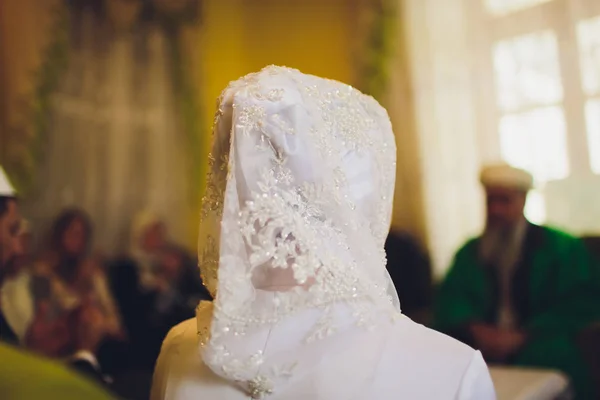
<box><xmin>196</xmin><ymin>66</ymin><xmax>402</xmax><ymax>398</ymax></box>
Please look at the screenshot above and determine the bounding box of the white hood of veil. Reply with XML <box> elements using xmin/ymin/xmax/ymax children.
<box><xmin>196</xmin><ymin>66</ymin><xmax>400</xmax><ymax>398</ymax></box>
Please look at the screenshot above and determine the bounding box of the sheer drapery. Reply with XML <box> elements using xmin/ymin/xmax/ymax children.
<box><xmin>400</xmin><ymin>0</ymin><xmax>485</xmax><ymax>277</ymax></box>
<box><xmin>22</xmin><ymin>10</ymin><xmax>191</xmax><ymax>254</ymax></box>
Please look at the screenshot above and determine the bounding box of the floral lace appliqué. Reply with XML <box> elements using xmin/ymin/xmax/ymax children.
<box><xmin>196</xmin><ymin>65</ymin><xmax>398</xmax><ymax>398</ymax></box>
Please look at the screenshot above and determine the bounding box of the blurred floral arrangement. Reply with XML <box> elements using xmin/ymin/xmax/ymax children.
<box><xmin>2</xmin><ymin>0</ymin><xmax>203</xmax><ymax>199</ymax></box>
<box><xmin>106</xmin><ymin>0</ymin><xmax>204</xmax><ymax>203</ymax></box>
<box><xmin>358</xmin><ymin>0</ymin><xmax>397</xmax><ymax>103</ymax></box>
<box><xmin>1</xmin><ymin>5</ymin><xmax>70</xmax><ymax>194</ymax></box>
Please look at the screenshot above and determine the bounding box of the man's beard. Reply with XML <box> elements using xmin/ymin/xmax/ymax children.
<box><xmin>479</xmin><ymin>220</ymin><xmax>526</xmax><ymax>269</ymax></box>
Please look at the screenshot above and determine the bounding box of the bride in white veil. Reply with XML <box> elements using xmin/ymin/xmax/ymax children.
<box><xmin>151</xmin><ymin>66</ymin><xmax>495</xmax><ymax>400</ymax></box>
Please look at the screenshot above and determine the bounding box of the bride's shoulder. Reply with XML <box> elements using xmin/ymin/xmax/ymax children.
<box><xmin>161</xmin><ymin>301</ymin><xmax>214</xmax><ymax>352</ymax></box>
<box><xmin>394</xmin><ymin>316</ymin><xmax>476</xmax><ymax>362</ymax></box>
<box><xmin>387</xmin><ymin>317</ymin><xmax>495</xmax><ymax>399</ymax></box>
<box><xmin>162</xmin><ymin>319</ymin><xmax>196</xmax><ymax>348</ymax></box>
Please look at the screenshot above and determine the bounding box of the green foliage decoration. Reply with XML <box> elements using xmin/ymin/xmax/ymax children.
<box><xmin>359</xmin><ymin>0</ymin><xmax>397</xmax><ymax>103</ymax></box>
<box><xmin>2</xmin><ymin>4</ymin><xmax>70</xmax><ymax>194</ymax></box>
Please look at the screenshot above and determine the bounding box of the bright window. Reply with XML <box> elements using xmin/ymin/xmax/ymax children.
<box><xmin>492</xmin><ymin>30</ymin><xmax>569</xmax><ymax>223</ymax></box>
<box><xmin>577</xmin><ymin>16</ymin><xmax>600</xmax><ymax>174</ymax></box>
<box><xmin>499</xmin><ymin>107</ymin><xmax>569</xmax><ymax>182</ymax></box>
<box><xmin>525</xmin><ymin>190</ymin><xmax>546</xmax><ymax>224</ymax></box>
<box><xmin>577</xmin><ymin>16</ymin><xmax>600</xmax><ymax>96</ymax></box>
<box><xmin>493</xmin><ymin>31</ymin><xmax>563</xmax><ymax>111</ymax></box>
<box><xmin>585</xmin><ymin>99</ymin><xmax>600</xmax><ymax>174</ymax></box>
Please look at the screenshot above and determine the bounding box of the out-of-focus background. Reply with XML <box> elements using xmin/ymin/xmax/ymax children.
<box><xmin>0</xmin><ymin>0</ymin><xmax>599</xmax><ymax>399</ymax></box>
<box><xmin>2</xmin><ymin>0</ymin><xmax>599</xmax><ymax>275</ymax></box>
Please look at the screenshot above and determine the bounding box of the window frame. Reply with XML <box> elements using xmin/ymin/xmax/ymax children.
<box><xmin>468</xmin><ymin>0</ymin><xmax>600</xmax><ymax>222</ymax></box>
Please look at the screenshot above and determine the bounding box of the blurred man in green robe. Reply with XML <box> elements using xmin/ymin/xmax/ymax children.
<box><xmin>435</xmin><ymin>164</ymin><xmax>600</xmax><ymax>399</ymax></box>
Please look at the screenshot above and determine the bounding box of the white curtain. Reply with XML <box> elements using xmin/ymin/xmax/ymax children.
<box><xmin>23</xmin><ymin>10</ymin><xmax>191</xmax><ymax>255</ymax></box>
<box><xmin>400</xmin><ymin>0</ymin><xmax>485</xmax><ymax>278</ymax></box>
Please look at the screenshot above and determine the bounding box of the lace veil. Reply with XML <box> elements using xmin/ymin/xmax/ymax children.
<box><xmin>197</xmin><ymin>66</ymin><xmax>400</xmax><ymax>398</ymax></box>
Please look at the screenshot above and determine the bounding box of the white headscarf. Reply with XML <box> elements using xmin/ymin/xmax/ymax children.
<box><xmin>129</xmin><ymin>210</ymin><xmax>162</xmax><ymax>290</ymax></box>
<box><xmin>197</xmin><ymin>66</ymin><xmax>400</xmax><ymax>398</ymax></box>
<box><xmin>480</xmin><ymin>163</ymin><xmax>533</xmax><ymax>192</ymax></box>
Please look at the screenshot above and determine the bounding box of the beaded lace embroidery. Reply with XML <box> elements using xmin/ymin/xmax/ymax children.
<box><xmin>197</xmin><ymin>66</ymin><xmax>398</xmax><ymax>397</ymax></box>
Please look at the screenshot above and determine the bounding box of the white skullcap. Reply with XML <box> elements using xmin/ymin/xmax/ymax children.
<box><xmin>480</xmin><ymin>164</ymin><xmax>533</xmax><ymax>192</ymax></box>
<box><xmin>130</xmin><ymin>209</ymin><xmax>162</xmax><ymax>249</ymax></box>
<box><xmin>0</xmin><ymin>166</ymin><xmax>16</xmax><ymax>197</ymax></box>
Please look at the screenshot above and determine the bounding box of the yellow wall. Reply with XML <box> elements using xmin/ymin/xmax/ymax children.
<box><xmin>181</xmin><ymin>0</ymin><xmax>358</xmax><ymax>243</ymax></box>
<box><xmin>0</xmin><ymin>0</ymin><xmax>60</xmax><ymax>140</ymax></box>
<box><xmin>192</xmin><ymin>0</ymin><xmax>424</xmax><ymax>240</ymax></box>
<box><xmin>195</xmin><ymin>0</ymin><xmax>355</xmax><ymax>153</ymax></box>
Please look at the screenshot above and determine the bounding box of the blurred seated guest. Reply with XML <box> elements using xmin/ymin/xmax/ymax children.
<box><xmin>109</xmin><ymin>210</ymin><xmax>210</xmax><ymax>370</ymax></box>
<box><xmin>435</xmin><ymin>163</ymin><xmax>600</xmax><ymax>399</ymax></box>
<box><xmin>29</xmin><ymin>209</ymin><xmax>123</xmax><ymax>369</ymax></box>
<box><xmin>0</xmin><ymin>167</ymin><xmax>23</xmax><ymax>345</ymax></box>
<box><xmin>1</xmin><ymin>219</ymin><xmax>36</xmax><ymax>342</ymax></box>
<box><xmin>385</xmin><ymin>230</ymin><xmax>433</xmax><ymax>324</ymax></box>
<box><xmin>128</xmin><ymin>210</ymin><xmax>210</xmax><ymax>308</ymax></box>
<box><xmin>25</xmin><ymin>297</ymin><xmax>113</xmax><ymax>384</ymax></box>
<box><xmin>0</xmin><ymin>169</ymin><xmax>113</xmax><ymax>388</ymax></box>
<box><xmin>128</xmin><ymin>210</ymin><xmax>165</xmax><ymax>292</ymax></box>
